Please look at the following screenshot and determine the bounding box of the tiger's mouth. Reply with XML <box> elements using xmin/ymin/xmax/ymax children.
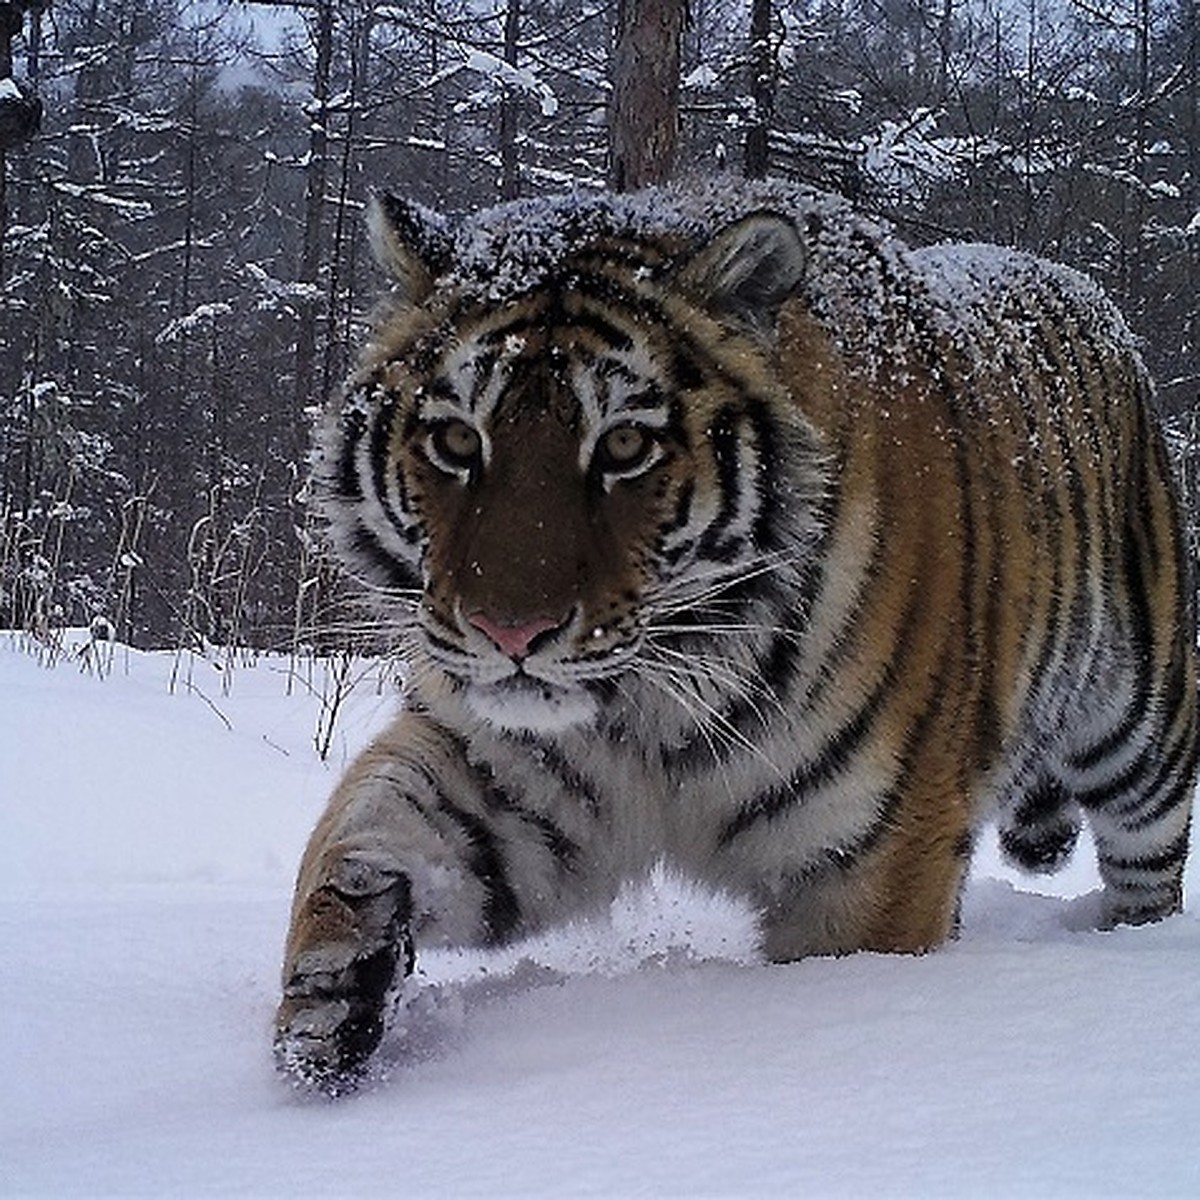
<box><xmin>416</xmin><ymin>603</ymin><xmax>636</xmax><ymax>734</ymax></box>
<box><xmin>462</xmin><ymin>673</ymin><xmax>600</xmax><ymax>734</ymax></box>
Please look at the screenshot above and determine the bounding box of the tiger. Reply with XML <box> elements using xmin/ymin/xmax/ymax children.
<box><xmin>274</xmin><ymin>179</ymin><xmax>1197</xmax><ymax>1092</ymax></box>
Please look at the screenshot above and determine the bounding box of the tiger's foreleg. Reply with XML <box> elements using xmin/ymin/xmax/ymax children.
<box><xmin>749</xmin><ymin>792</ymin><xmax>975</xmax><ymax>961</ymax></box>
<box><xmin>274</xmin><ymin>712</ymin><xmax>579</xmax><ymax>1091</ymax></box>
<box><xmin>275</xmin><ymin>839</ymin><xmax>414</xmax><ymax>1092</ymax></box>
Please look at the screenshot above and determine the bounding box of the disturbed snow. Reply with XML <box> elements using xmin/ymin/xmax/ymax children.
<box><xmin>3</xmin><ymin>634</ymin><xmax>1199</xmax><ymax>1198</ymax></box>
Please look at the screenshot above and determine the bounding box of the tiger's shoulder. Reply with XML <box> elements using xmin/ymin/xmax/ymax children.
<box><xmin>911</xmin><ymin>241</ymin><xmax>1143</xmax><ymax>372</ymax></box>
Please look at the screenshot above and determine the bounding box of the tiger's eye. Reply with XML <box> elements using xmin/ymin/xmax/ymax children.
<box><xmin>432</xmin><ymin>420</ymin><xmax>482</xmax><ymax>469</ymax></box>
<box><xmin>599</xmin><ymin>424</ymin><xmax>650</xmax><ymax>469</ymax></box>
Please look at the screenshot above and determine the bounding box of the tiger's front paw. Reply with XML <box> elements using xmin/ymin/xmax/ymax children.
<box><xmin>274</xmin><ymin>851</ymin><xmax>414</xmax><ymax>1094</ymax></box>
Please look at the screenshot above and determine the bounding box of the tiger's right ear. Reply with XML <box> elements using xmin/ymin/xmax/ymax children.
<box><xmin>367</xmin><ymin>193</ymin><xmax>455</xmax><ymax>305</ymax></box>
<box><xmin>675</xmin><ymin>212</ymin><xmax>807</xmax><ymax>333</ymax></box>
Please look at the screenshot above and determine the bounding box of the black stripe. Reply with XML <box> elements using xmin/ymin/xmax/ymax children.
<box><xmin>423</xmin><ymin>627</ymin><xmax>466</xmax><ymax>658</ymax></box>
<box><xmin>567</xmin><ymin>264</ymin><xmax>668</xmax><ymax>311</ymax></box>
<box><xmin>697</xmin><ymin>403</ymin><xmax>744</xmax><ymax>561</ymax></box>
<box><xmin>454</xmin><ymin>744</ymin><xmax>583</xmax><ymax>872</ymax></box>
<box><xmin>1041</xmin><ymin>279</ymin><xmax>1109</xmax><ymax>481</ymax></box>
<box><xmin>964</xmin><ymin>320</ymin><xmax>1009</xmax><ymax>774</ymax></box>
<box><xmin>1014</xmin><ymin>292</ymin><xmax>1097</xmax><ymax>696</ymax></box>
<box><xmin>370</xmin><ymin>762</ymin><xmax>509</xmax><ymax>936</ymax></box>
<box><xmin>717</xmin><ymin>492</ymin><xmax>941</xmax><ymax>847</ymax></box>
<box><xmin>1099</xmin><ymin>828</ymin><xmax>1191</xmax><ymax>876</ymax></box>
<box><xmin>1073</xmin><ymin>743</ymin><xmax>1156</xmax><ymax>813</ymax></box>
<box><xmin>660</xmin><ymin>597</ymin><xmax>806</xmax><ymax>775</ymax></box>
<box><xmin>657</xmin><ymin>479</ymin><xmax>695</xmax><ymax>552</ymax></box>
<box><xmin>1123</xmin><ymin>726</ymin><xmax>1197</xmax><ymax>831</ymax></box>
<box><xmin>1064</xmin><ymin>528</ymin><xmax>1157</xmax><ymax>775</ymax></box>
<box><xmin>564</xmin><ymin>303</ymin><xmax>636</xmax><ymax>353</ymax></box>
<box><xmin>1072</xmin><ymin>316</ymin><xmax>1123</xmax><ymax>629</ymax></box>
<box><xmin>361</xmin><ymin>392</ymin><xmax>426</xmax><ymax>555</ymax></box>
<box><xmin>747</xmin><ymin>399</ymin><xmax>783</xmax><ymax>552</ymax></box>
<box><xmin>997</xmin><ymin>321</ymin><xmax>1068</xmax><ymax>715</ymax></box>
<box><xmin>811</xmin><ymin>633</ymin><xmax>958</xmax><ymax>877</ymax></box>
<box><xmin>1145</xmin><ymin>402</ymin><xmax>1181</xmax><ymax>583</ymax></box>
<box><xmin>717</xmin><ymin>661</ymin><xmax>897</xmax><ymax>846</ymax></box>
<box><xmin>510</xmin><ymin>805</ymin><xmax>581</xmax><ymax>870</ymax></box>
<box><xmin>345</xmin><ymin>523</ymin><xmax>420</xmax><ymax>591</ymax></box>
<box><xmin>1074</xmin><ymin>698</ymin><xmax>1193</xmax><ymax>821</ymax></box>
<box><xmin>765</xmin><ymin>651</ymin><xmax>955</xmax><ymax>882</ymax></box>
<box><xmin>670</xmin><ymin>349</ymin><xmax>705</xmax><ymax>392</ymax></box>
<box><xmin>794</xmin><ymin>789</ymin><xmax>904</xmax><ymax>882</ymax></box>
<box><xmin>434</xmin><ymin>793</ymin><xmax>522</xmax><ymax>945</ymax></box>
<box><xmin>334</xmin><ymin>403</ymin><xmax>368</xmax><ymax>502</ymax></box>
<box><xmin>1046</xmin><ymin>335</ymin><xmax>1096</xmax><ymax>661</ymax></box>
<box><xmin>936</xmin><ymin>333</ymin><xmax>987</xmax><ymax>768</ymax></box>
<box><xmin>528</xmin><ymin>741</ymin><xmax>604</xmax><ymax>819</ymax></box>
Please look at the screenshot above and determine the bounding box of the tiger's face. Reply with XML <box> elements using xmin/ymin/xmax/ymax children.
<box><xmin>323</xmin><ymin>197</ymin><xmax>828</xmax><ymax>734</ymax></box>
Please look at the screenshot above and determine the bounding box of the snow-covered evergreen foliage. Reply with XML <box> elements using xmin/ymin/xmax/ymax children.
<box><xmin>1</xmin><ymin>0</ymin><xmax>1198</xmax><ymax>646</ymax></box>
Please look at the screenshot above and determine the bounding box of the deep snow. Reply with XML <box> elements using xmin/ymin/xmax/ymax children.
<box><xmin>3</xmin><ymin>633</ymin><xmax>1199</xmax><ymax>1198</ymax></box>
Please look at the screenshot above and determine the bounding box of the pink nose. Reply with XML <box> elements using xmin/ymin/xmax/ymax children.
<box><xmin>467</xmin><ymin>611</ymin><xmax>567</xmax><ymax>659</ymax></box>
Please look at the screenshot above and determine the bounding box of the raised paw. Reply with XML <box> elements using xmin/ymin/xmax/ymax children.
<box><xmin>274</xmin><ymin>851</ymin><xmax>414</xmax><ymax>1094</ymax></box>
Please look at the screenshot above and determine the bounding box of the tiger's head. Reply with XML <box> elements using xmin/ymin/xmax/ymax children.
<box><xmin>318</xmin><ymin>192</ymin><xmax>830</xmax><ymax>735</ymax></box>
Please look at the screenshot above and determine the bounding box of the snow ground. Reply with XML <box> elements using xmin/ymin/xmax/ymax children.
<box><xmin>3</xmin><ymin>633</ymin><xmax>1199</xmax><ymax>1198</ymax></box>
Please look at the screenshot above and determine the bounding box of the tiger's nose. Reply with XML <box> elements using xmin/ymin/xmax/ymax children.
<box><xmin>467</xmin><ymin>611</ymin><xmax>570</xmax><ymax>660</ymax></box>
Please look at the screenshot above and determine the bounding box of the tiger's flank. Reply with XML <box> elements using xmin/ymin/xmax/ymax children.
<box><xmin>274</xmin><ymin>180</ymin><xmax>1197</xmax><ymax>1093</ymax></box>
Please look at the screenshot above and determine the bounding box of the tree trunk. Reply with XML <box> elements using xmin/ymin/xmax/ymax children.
<box><xmin>936</xmin><ymin>0</ymin><xmax>955</xmax><ymax>107</ymax></box>
<box><xmin>0</xmin><ymin>4</ymin><xmax>12</xmax><ymax>286</ymax></box>
<box><xmin>609</xmin><ymin>0</ymin><xmax>685</xmax><ymax>191</ymax></box>
<box><xmin>1</xmin><ymin>1</ymin><xmax>43</xmax><ymax>285</ymax></box>
<box><xmin>745</xmin><ymin>0</ymin><xmax>773</xmax><ymax>178</ymax></box>
<box><xmin>325</xmin><ymin>5</ymin><xmax>372</xmax><ymax>400</ymax></box>
<box><xmin>294</xmin><ymin>0</ymin><xmax>334</xmax><ymax>411</ymax></box>
<box><xmin>499</xmin><ymin>0</ymin><xmax>521</xmax><ymax>200</ymax></box>
<box><xmin>1187</xmin><ymin>0</ymin><xmax>1199</xmax><ymax>384</ymax></box>
<box><xmin>1128</xmin><ymin>0</ymin><xmax>1151</xmax><ymax>321</ymax></box>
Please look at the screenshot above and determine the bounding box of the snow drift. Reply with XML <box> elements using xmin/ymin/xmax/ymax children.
<box><xmin>3</xmin><ymin>635</ymin><xmax>1199</xmax><ymax>1197</ymax></box>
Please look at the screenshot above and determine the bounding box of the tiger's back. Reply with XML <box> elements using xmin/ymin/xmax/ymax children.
<box><xmin>772</xmin><ymin>238</ymin><xmax>1196</xmax><ymax>945</ymax></box>
<box><xmin>275</xmin><ymin>181</ymin><xmax>1196</xmax><ymax>1091</ymax></box>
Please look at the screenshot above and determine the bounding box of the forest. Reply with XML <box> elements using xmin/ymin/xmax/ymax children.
<box><xmin>1</xmin><ymin>0</ymin><xmax>1198</xmax><ymax>651</ymax></box>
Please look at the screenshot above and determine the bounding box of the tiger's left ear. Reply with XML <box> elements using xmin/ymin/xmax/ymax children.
<box><xmin>367</xmin><ymin>193</ymin><xmax>456</xmax><ymax>306</ymax></box>
<box><xmin>675</xmin><ymin>213</ymin><xmax>806</xmax><ymax>332</ymax></box>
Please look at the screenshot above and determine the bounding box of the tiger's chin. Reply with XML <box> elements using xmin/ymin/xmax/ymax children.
<box><xmin>463</xmin><ymin>676</ymin><xmax>599</xmax><ymax>735</ymax></box>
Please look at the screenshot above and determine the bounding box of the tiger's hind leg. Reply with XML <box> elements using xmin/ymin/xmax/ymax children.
<box><xmin>998</xmin><ymin>777</ymin><xmax>1083</xmax><ymax>875</ymax></box>
<box><xmin>1081</xmin><ymin>760</ymin><xmax>1194</xmax><ymax>927</ymax></box>
<box><xmin>1076</xmin><ymin>415</ymin><xmax>1199</xmax><ymax>926</ymax></box>
<box><xmin>999</xmin><ymin>753</ymin><xmax>1192</xmax><ymax>928</ymax></box>
<box><xmin>1056</xmin><ymin>654</ymin><xmax>1196</xmax><ymax>927</ymax></box>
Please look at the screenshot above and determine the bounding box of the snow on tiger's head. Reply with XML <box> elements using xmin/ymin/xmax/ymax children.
<box><xmin>312</xmin><ymin>182</ymin><xmax>870</xmax><ymax>734</ymax></box>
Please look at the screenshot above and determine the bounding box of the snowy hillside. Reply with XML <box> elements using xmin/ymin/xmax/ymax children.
<box><xmin>3</xmin><ymin>634</ymin><xmax>1199</xmax><ymax>1198</ymax></box>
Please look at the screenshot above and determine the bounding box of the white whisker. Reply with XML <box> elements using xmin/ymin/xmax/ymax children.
<box><xmin>632</xmin><ymin>653</ymin><xmax>787</xmax><ymax>784</ymax></box>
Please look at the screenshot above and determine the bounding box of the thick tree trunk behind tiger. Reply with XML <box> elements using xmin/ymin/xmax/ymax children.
<box><xmin>608</xmin><ymin>0</ymin><xmax>685</xmax><ymax>192</ymax></box>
